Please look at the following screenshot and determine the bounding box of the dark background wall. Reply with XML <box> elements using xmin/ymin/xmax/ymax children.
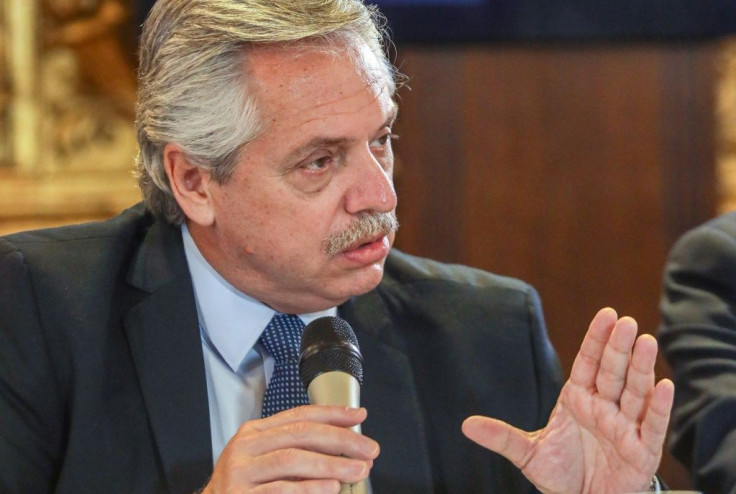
<box><xmin>376</xmin><ymin>0</ymin><xmax>736</xmax><ymax>43</ymax></box>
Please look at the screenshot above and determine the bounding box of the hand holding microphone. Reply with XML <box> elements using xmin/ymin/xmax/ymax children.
<box><xmin>202</xmin><ymin>316</ymin><xmax>377</xmax><ymax>493</ymax></box>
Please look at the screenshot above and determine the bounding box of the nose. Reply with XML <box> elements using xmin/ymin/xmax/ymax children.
<box><xmin>343</xmin><ymin>145</ymin><xmax>398</xmax><ymax>215</ymax></box>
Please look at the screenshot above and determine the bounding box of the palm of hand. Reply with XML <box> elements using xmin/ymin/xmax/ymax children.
<box><xmin>519</xmin><ymin>380</ymin><xmax>661</xmax><ymax>494</ymax></box>
<box><xmin>462</xmin><ymin>308</ymin><xmax>673</xmax><ymax>494</ymax></box>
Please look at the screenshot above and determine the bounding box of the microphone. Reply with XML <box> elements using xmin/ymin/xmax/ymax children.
<box><xmin>299</xmin><ymin>316</ymin><xmax>369</xmax><ymax>494</ymax></box>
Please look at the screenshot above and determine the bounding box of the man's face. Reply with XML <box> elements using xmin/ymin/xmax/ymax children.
<box><xmin>191</xmin><ymin>40</ymin><xmax>398</xmax><ymax>314</ymax></box>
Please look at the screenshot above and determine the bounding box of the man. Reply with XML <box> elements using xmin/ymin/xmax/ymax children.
<box><xmin>659</xmin><ymin>211</ymin><xmax>736</xmax><ymax>494</ymax></box>
<box><xmin>0</xmin><ymin>1</ymin><xmax>673</xmax><ymax>492</ymax></box>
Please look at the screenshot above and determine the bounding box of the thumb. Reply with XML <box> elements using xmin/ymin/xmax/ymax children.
<box><xmin>462</xmin><ymin>415</ymin><xmax>533</xmax><ymax>468</ymax></box>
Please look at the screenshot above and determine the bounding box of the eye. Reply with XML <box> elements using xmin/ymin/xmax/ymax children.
<box><xmin>371</xmin><ymin>131</ymin><xmax>398</xmax><ymax>148</ymax></box>
<box><xmin>302</xmin><ymin>155</ymin><xmax>333</xmax><ymax>172</ymax></box>
<box><xmin>288</xmin><ymin>154</ymin><xmax>336</xmax><ymax>194</ymax></box>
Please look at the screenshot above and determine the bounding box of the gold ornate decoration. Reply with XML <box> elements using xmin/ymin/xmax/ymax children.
<box><xmin>0</xmin><ymin>0</ymin><xmax>139</xmax><ymax>234</ymax></box>
<box><xmin>717</xmin><ymin>38</ymin><xmax>736</xmax><ymax>214</ymax></box>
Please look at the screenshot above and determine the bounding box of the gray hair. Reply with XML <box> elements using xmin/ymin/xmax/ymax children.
<box><xmin>135</xmin><ymin>0</ymin><xmax>397</xmax><ymax>224</ymax></box>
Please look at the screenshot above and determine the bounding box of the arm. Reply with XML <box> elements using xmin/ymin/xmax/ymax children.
<box><xmin>0</xmin><ymin>239</ymin><xmax>64</xmax><ymax>492</ymax></box>
<box><xmin>526</xmin><ymin>285</ymin><xmax>564</xmax><ymax>430</ymax></box>
<box><xmin>659</xmin><ymin>217</ymin><xmax>736</xmax><ymax>494</ymax></box>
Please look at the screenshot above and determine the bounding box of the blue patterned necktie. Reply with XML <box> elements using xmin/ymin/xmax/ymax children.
<box><xmin>259</xmin><ymin>313</ymin><xmax>310</xmax><ymax>417</ymax></box>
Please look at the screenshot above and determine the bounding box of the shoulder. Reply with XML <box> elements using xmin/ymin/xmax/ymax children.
<box><xmin>0</xmin><ymin>203</ymin><xmax>164</xmax><ymax>311</ymax></box>
<box><xmin>383</xmin><ymin>249</ymin><xmax>535</xmax><ymax>298</ymax></box>
<box><xmin>0</xmin><ymin>203</ymin><xmax>154</xmax><ymax>267</ymax></box>
<box><xmin>378</xmin><ymin>249</ymin><xmax>542</xmax><ymax>329</ymax></box>
<box><xmin>671</xmin><ymin>212</ymin><xmax>736</xmax><ymax>254</ymax></box>
<box><xmin>660</xmin><ymin>212</ymin><xmax>736</xmax><ymax>329</ymax></box>
<box><xmin>702</xmin><ymin>211</ymin><xmax>736</xmax><ymax>238</ymax></box>
<box><xmin>666</xmin><ymin>212</ymin><xmax>736</xmax><ymax>270</ymax></box>
<box><xmin>369</xmin><ymin>251</ymin><xmax>561</xmax><ymax>409</ymax></box>
<box><xmin>2</xmin><ymin>203</ymin><xmax>152</xmax><ymax>249</ymax></box>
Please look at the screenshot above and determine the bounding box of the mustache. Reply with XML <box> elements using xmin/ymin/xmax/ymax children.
<box><xmin>323</xmin><ymin>211</ymin><xmax>399</xmax><ymax>256</ymax></box>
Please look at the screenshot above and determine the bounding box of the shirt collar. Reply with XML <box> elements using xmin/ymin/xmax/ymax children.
<box><xmin>181</xmin><ymin>224</ymin><xmax>335</xmax><ymax>371</ymax></box>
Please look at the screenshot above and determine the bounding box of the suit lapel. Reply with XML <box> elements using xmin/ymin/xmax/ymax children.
<box><xmin>340</xmin><ymin>292</ymin><xmax>435</xmax><ymax>493</ymax></box>
<box><xmin>124</xmin><ymin>221</ymin><xmax>213</xmax><ymax>492</ymax></box>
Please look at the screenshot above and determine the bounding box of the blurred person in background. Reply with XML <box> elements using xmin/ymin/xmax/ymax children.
<box><xmin>660</xmin><ymin>211</ymin><xmax>736</xmax><ymax>494</ymax></box>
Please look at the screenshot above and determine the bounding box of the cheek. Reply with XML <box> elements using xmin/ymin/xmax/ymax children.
<box><xmin>220</xmin><ymin>175</ymin><xmax>346</xmax><ymax>255</ymax></box>
<box><xmin>247</xmin><ymin>206</ymin><xmax>325</xmax><ymax>256</ymax></box>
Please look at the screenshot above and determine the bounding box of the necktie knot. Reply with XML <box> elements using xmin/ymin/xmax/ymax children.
<box><xmin>259</xmin><ymin>313</ymin><xmax>309</xmax><ymax>417</ymax></box>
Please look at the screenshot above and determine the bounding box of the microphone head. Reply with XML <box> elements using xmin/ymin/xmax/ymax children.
<box><xmin>299</xmin><ymin>316</ymin><xmax>363</xmax><ymax>389</ymax></box>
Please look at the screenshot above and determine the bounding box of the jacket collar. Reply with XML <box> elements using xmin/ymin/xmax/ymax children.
<box><xmin>124</xmin><ymin>219</ymin><xmax>213</xmax><ymax>492</ymax></box>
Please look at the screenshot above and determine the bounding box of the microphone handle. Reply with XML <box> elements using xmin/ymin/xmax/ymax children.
<box><xmin>307</xmin><ymin>372</ymin><xmax>369</xmax><ymax>494</ymax></box>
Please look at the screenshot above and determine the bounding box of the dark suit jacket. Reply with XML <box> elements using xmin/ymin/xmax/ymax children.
<box><xmin>0</xmin><ymin>204</ymin><xmax>562</xmax><ymax>493</ymax></box>
<box><xmin>659</xmin><ymin>211</ymin><xmax>736</xmax><ymax>494</ymax></box>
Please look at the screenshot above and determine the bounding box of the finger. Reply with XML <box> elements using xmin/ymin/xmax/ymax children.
<box><xmin>246</xmin><ymin>405</ymin><xmax>367</xmax><ymax>433</ymax></box>
<box><xmin>240</xmin><ymin>420</ymin><xmax>380</xmax><ymax>460</ymax></box>
<box><xmin>595</xmin><ymin>317</ymin><xmax>638</xmax><ymax>402</ymax></box>
<box><xmin>461</xmin><ymin>416</ymin><xmax>533</xmax><ymax>469</ymax></box>
<box><xmin>619</xmin><ymin>334</ymin><xmax>657</xmax><ymax>422</ymax></box>
<box><xmin>640</xmin><ymin>378</ymin><xmax>674</xmax><ymax>456</ymax></box>
<box><xmin>250</xmin><ymin>448</ymin><xmax>372</xmax><ymax>485</ymax></box>
<box><xmin>569</xmin><ymin>307</ymin><xmax>618</xmax><ymax>389</ymax></box>
<box><xmin>252</xmin><ymin>479</ymin><xmax>341</xmax><ymax>494</ymax></box>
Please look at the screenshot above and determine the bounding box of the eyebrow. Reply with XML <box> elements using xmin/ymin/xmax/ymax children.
<box><xmin>282</xmin><ymin>103</ymin><xmax>399</xmax><ymax>165</ymax></box>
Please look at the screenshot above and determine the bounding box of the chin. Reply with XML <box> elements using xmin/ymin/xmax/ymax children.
<box><xmin>345</xmin><ymin>264</ymin><xmax>386</xmax><ymax>297</ymax></box>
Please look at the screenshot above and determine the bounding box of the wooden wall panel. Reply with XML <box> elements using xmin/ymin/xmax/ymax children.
<box><xmin>393</xmin><ymin>42</ymin><xmax>718</xmax><ymax>489</ymax></box>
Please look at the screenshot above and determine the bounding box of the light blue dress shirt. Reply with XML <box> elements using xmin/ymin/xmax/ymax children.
<box><xmin>181</xmin><ymin>225</ymin><xmax>335</xmax><ymax>464</ymax></box>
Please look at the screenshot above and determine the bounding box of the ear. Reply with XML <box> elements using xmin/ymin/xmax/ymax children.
<box><xmin>163</xmin><ymin>143</ymin><xmax>215</xmax><ymax>226</ymax></box>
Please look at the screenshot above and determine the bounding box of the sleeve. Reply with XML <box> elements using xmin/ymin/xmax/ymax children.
<box><xmin>658</xmin><ymin>219</ymin><xmax>736</xmax><ymax>494</ymax></box>
<box><xmin>526</xmin><ymin>285</ymin><xmax>563</xmax><ymax>429</ymax></box>
<box><xmin>0</xmin><ymin>238</ymin><xmax>64</xmax><ymax>493</ymax></box>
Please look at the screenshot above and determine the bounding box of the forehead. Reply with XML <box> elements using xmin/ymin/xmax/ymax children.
<box><xmin>245</xmin><ymin>40</ymin><xmax>395</xmax><ymax>129</ymax></box>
